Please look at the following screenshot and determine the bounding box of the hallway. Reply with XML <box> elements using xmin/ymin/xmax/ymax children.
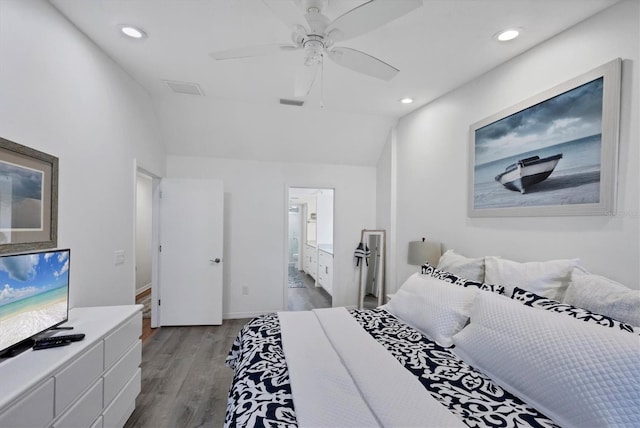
<box><xmin>287</xmin><ymin>266</ymin><xmax>332</xmax><ymax>311</ymax></box>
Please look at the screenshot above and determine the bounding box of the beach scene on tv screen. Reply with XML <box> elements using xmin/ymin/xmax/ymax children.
<box><xmin>0</xmin><ymin>251</ymin><xmax>69</xmax><ymax>351</ymax></box>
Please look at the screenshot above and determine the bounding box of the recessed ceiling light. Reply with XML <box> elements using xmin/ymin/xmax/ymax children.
<box><xmin>120</xmin><ymin>25</ymin><xmax>147</xmax><ymax>39</ymax></box>
<box><xmin>495</xmin><ymin>28</ymin><xmax>521</xmax><ymax>42</ymax></box>
<box><xmin>400</xmin><ymin>97</ymin><xmax>414</xmax><ymax>104</ymax></box>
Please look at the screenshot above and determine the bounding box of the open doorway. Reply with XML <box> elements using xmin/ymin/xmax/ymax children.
<box><xmin>134</xmin><ymin>170</ymin><xmax>154</xmax><ymax>340</ymax></box>
<box><xmin>133</xmin><ymin>162</ymin><xmax>163</xmax><ymax>341</ymax></box>
<box><xmin>286</xmin><ymin>187</ymin><xmax>334</xmax><ymax>311</ymax></box>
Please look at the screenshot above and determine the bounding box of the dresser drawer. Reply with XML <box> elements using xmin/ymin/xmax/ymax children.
<box><xmin>104</xmin><ymin>313</ymin><xmax>141</xmax><ymax>369</ymax></box>
<box><xmin>53</xmin><ymin>378</ymin><xmax>103</xmax><ymax>428</ymax></box>
<box><xmin>103</xmin><ymin>368</ymin><xmax>141</xmax><ymax>428</ymax></box>
<box><xmin>0</xmin><ymin>306</ymin><xmax>141</xmax><ymax>428</ymax></box>
<box><xmin>55</xmin><ymin>341</ymin><xmax>104</xmax><ymax>415</ymax></box>
<box><xmin>104</xmin><ymin>340</ymin><xmax>141</xmax><ymax>406</ymax></box>
<box><xmin>0</xmin><ymin>378</ymin><xmax>54</xmax><ymax>428</ymax></box>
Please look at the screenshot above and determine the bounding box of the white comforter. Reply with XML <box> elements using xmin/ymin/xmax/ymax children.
<box><xmin>278</xmin><ymin>307</ymin><xmax>465</xmax><ymax>428</ymax></box>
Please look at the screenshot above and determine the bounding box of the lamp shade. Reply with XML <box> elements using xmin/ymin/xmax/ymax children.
<box><xmin>407</xmin><ymin>240</ymin><xmax>441</xmax><ymax>266</ymax></box>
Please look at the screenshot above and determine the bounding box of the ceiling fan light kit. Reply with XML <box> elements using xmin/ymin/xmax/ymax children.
<box><xmin>210</xmin><ymin>0</ymin><xmax>423</xmax><ymax>101</ymax></box>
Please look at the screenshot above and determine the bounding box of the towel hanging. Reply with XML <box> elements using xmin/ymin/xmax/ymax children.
<box><xmin>354</xmin><ymin>242</ymin><xmax>371</xmax><ymax>267</ymax></box>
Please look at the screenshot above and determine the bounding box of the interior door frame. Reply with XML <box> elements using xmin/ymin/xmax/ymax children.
<box><xmin>283</xmin><ymin>185</ymin><xmax>335</xmax><ymax>311</ymax></box>
<box><xmin>133</xmin><ymin>160</ymin><xmax>162</xmax><ymax>328</ymax></box>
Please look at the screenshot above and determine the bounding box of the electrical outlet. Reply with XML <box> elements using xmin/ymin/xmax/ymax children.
<box><xmin>114</xmin><ymin>250</ymin><xmax>125</xmax><ymax>266</ymax></box>
<box><xmin>242</xmin><ymin>286</ymin><xmax>249</xmax><ymax>295</ymax></box>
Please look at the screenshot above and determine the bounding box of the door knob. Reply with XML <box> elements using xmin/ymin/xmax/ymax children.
<box><xmin>210</xmin><ymin>258</ymin><xmax>222</xmax><ymax>264</ymax></box>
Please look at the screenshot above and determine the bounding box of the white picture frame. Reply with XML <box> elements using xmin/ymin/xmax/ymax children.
<box><xmin>468</xmin><ymin>58</ymin><xmax>621</xmax><ymax>217</ymax></box>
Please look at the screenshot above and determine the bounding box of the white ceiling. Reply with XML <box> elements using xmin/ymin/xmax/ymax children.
<box><xmin>49</xmin><ymin>0</ymin><xmax>620</xmax><ymax>166</ymax></box>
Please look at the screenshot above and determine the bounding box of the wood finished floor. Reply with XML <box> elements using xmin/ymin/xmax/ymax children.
<box><xmin>124</xmin><ymin>319</ymin><xmax>248</xmax><ymax>428</ymax></box>
<box><xmin>126</xmin><ymin>271</ymin><xmax>331</xmax><ymax>427</ymax></box>
<box><xmin>287</xmin><ymin>268</ymin><xmax>332</xmax><ymax>311</ymax></box>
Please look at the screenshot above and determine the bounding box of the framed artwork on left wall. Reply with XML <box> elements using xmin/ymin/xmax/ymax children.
<box><xmin>0</xmin><ymin>137</ymin><xmax>58</xmax><ymax>254</ymax></box>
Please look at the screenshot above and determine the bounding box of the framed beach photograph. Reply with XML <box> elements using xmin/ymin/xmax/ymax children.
<box><xmin>468</xmin><ymin>58</ymin><xmax>622</xmax><ymax>217</ymax></box>
<box><xmin>0</xmin><ymin>137</ymin><xmax>58</xmax><ymax>253</ymax></box>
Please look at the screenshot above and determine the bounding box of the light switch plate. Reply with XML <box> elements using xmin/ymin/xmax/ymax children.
<box><xmin>114</xmin><ymin>250</ymin><xmax>125</xmax><ymax>266</ymax></box>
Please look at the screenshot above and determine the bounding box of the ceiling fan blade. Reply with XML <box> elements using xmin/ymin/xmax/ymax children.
<box><xmin>327</xmin><ymin>47</ymin><xmax>398</xmax><ymax>81</ymax></box>
<box><xmin>326</xmin><ymin>0</ymin><xmax>422</xmax><ymax>42</ymax></box>
<box><xmin>262</xmin><ymin>0</ymin><xmax>307</xmax><ymax>30</ymax></box>
<box><xmin>210</xmin><ymin>44</ymin><xmax>298</xmax><ymax>60</ymax></box>
<box><xmin>294</xmin><ymin>62</ymin><xmax>320</xmax><ymax>97</ymax></box>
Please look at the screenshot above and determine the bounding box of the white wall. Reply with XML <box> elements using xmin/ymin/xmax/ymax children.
<box><xmin>391</xmin><ymin>0</ymin><xmax>639</xmax><ymax>290</ymax></box>
<box><xmin>376</xmin><ymin>130</ymin><xmax>396</xmax><ymax>297</ymax></box>
<box><xmin>166</xmin><ymin>156</ymin><xmax>376</xmax><ymax>317</ymax></box>
<box><xmin>0</xmin><ymin>1</ymin><xmax>165</xmax><ymax>307</ymax></box>
<box><xmin>316</xmin><ymin>189</ymin><xmax>334</xmax><ymax>245</ymax></box>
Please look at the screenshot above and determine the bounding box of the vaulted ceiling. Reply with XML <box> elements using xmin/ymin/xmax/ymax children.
<box><xmin>49</xmin><ymin>0</ymin><xmax>620</xmax><ymax>166</ymax></box>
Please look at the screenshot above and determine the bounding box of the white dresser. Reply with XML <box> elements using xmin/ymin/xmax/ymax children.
<box><xmin>0</xmin><ymin>305</ymin><xmax>142</xmax><ymax>428</ymax></box>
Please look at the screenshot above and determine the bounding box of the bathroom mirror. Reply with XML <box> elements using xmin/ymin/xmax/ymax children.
<box><xmin>358</xmin><ymin>229</ymin><xmax>385</xmax><ymax>309</ymax></box>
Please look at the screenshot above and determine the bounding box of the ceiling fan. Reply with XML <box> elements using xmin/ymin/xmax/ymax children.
<box><xmin>210</xmin><ymin>0</ymin><xmax>423</xmax><ymax>98</ymax></box>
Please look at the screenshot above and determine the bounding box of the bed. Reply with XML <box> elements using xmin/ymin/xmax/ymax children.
<box><xmin>225</xmin><ymin>254</ymin><xmax>640</xmax><ymax>427</ymax></box>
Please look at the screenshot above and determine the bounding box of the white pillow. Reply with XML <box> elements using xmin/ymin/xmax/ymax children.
<box><xmin>484</xmin><ymin>256</ymin><xmax>579</xmax><ymax>300</ymax></box>
<box><xmin>382</xmin><ymin>273</ymin><xmax>477</xmax><ymax>347</ymax></box>
<box><xmin>436</xmin><ymin>249</ymin><xmax>485</xmax><ymax>282</ymax></box>
<box><xmin>564</xmin><ymin>269</ymin><xmax>640</xmax><ymax>326</ymax></box>
<box><xmin>452</xmin><ymin>292</ymin><xmax>640</xmax><ymax>428</ymax></box>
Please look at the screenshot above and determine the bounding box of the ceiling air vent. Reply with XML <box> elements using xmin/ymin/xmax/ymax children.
<box><xmin>164</xmin><ymin>80</ymin><xmax>204</xmax><ymax>96</ymax></box>
<box><xmin>279</xmin><ymin>98</ymin><xmax>304</xmax><ymax>107</ymax></box>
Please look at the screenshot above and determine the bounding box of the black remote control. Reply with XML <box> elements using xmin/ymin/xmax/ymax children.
<box><xmin>51</xmin><ymin>333</ymin><xmax>85</xmax><ymax>342</ymax></box>
<box><xmin>33</xmin><ymin>340</ymin><xmax>72</xmax><ymax>350</ymax></box>
<box><xmin>34</xmin><ymin>333</ymin><xmax>85</xmax><ymax>347</ymax></box>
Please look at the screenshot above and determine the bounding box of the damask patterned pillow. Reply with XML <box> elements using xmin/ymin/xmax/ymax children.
<box><xmin>421</xmin><ymin>262</ymin><xmax>505</xmax><ymax>295</ymax></box>
<box><xmin>512</xmin><ymin>287</ymin><xmax>640</xmax><ymax>336</ymax></box>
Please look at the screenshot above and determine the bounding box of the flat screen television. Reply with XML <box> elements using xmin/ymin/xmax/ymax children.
<box><xmin>0</xmin><ymin>249</ymin><xmax>70</xmax><ymax>358</ymax></box>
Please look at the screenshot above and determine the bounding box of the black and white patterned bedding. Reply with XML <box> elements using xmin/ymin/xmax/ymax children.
<box><xmin>421</xmin><ymin>263</ymin><xmax>505</xmax><ymax>295</ymax></box>
<box><xmin>225</xmin><ymin>308</ymin><xmax>558</xmax><ymax>428</ymax></box>
<box><xmin>512</xmin><ymin>287</ymin><xmax>640</xmax><ymax>336</ymax></box>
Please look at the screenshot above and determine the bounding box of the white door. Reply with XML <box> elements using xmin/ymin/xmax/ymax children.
<box><xmin>159</xmin><ymin>178</ymin><xmax>223</xmax><ymax>326</ymax></box>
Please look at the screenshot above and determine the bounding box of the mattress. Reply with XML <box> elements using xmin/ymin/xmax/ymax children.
<box><xmin>225</xmin><ymin>308</ymin><xmax>558</xmax><ymax>427</ymax></box>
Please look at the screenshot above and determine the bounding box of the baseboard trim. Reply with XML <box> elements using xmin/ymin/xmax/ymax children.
<box><xmin>136</xmin><ymin>283</ymin><xmax>152</xmax><ymax>298</ymax></box>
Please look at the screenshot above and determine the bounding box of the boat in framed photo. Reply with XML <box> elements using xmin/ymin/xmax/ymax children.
<box><xmin>495</xmin><ymin>153</ymin><xmax>563</xmax><ymax>194</ymax></box>
<box><xmin>468</xmin><ymin>58</ymin><xmax>621</xmax><ymax>217</ymax></box>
